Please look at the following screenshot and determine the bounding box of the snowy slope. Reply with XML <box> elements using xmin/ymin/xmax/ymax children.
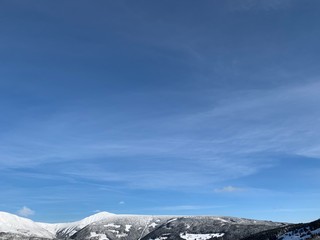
<box><xmin>242</xmin><ymin>219</ymin><xmax>320</xmax><ymax>240</ymax></box>
<box><xmin>0</xmin><ymin>211</ymin><xmax>53</xmax><ymax>239</ymax></box>
<box><xmin>71</xmin><ymin>214</ymin><xmax>173</xmax><ymax>240</ymax></box>
<box><xmin>140</xmin><ymin>216</ymin><xmax>286</xmax><ymax>240</ymax></box>
<box><xmin>38</xmin><ymin>211</ymin><xmax>115</xmax><ymax>237</ymax></box>
<box><xmin>278</xmin><ymin>226</ymin><xmax>320</xmax><ymax>240</ymax></box>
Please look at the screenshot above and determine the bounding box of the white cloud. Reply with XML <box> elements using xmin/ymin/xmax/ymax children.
<box><xmin>17</xmin><ymin>206</ymin><xmax>35</xmax><ymax>217</ymax></box>
<box><xmin>214</xmin><ymin>186</ymin><xmax>244</xmax><ymax>193</ymax></box>
<box><xmin>119</xmin><ymin>201</ymin><xmax>125</xmax><ymax>205</ymax></box>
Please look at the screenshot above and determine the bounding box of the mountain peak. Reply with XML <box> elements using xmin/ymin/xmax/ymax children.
<box><xmin>79</xmin><ymin>211</ymin><xmax>115</xmax><ymax>226</ymax></box>
<box><xmin>89</xmin><ymin>211</ymin><xmax>115</xmax><ymax>217</ymax></box>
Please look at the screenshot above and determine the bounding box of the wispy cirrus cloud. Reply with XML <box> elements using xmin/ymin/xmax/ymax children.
<box><xmin>214</xmin><ymin>186</ymin><xmax>245</xmax><ymax>193</ymax></box>
<box><xmin>1</xmin><ymin>81</ymin><xmax>320</xmax><ymax>191</ymax></box>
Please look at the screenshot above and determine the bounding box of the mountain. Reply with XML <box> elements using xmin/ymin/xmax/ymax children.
<box><xmin>71</xmin><ymin>215</ymin><xmax>286</xmax><ymax>240</ymax></box>
<box><xmin>241</xmin><ymin>218</ymin><xmax>320</xmax><ymax>240</ymax></box>
<box><xmin>0</xmin><ymin>211</ymin><xmax>115</xmax><ymax>240</ymax></box>
<box><xmin>0</xmin><ymin>211</ymin><xmax>301</xmax><ymax>240</ymax></box>
<box><xmin>38</xmin><ymin>211</ymin><xmax>115</xmax><ymax>238</ymax></box>
<box><xmin>70</xmin><ymin>215</ymin><xmax>172</xmax><ymax>240</ymax></box>
<box><xmin>140</xmin><ymin>216</ymin><xmax>286</xmax><ymax>240</ymax></box>
<box><xmin>0</xmin><ymin>211</ymin><xmax>53</xmax><ymax>239</ymax></box>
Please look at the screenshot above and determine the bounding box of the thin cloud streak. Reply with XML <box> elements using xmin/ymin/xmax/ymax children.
<box><xmin>214</xmin><ymin>186</ymin><xmax>245</xmax><ymax>193</ymax></box>
<box><xmin>1</xmin><ymin>81</ymin><xmax>320</xmax><ymax>190</ymax></box>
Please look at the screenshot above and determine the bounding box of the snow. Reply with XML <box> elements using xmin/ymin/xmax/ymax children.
<box><xmin>39</xmin><ymin>211</ymin><xmax>115</xmax><ymax>237</ymax></box>
<box><xmin>90</xmin><ymin>231</ymin><xmax>110</xmax><ymax>240</ymax></box>
<box><xmin>278</xmin><ymin>227</ymin><xmax>320</xmax><ymax>240</ymax></box>
<box><xmin>151</xmin><ymin>237</ymin><xmax>168</xmax><ymax>240</ymax></box>
<box><xmin>104</xmin><ymin>223</ymin><xmax>121</xmax><ymax>228</ymax></box>
<box><xmin>0</xmin><ymin>211</ymin><xmax>54</xmax><ymax>238</ymax></box>
<box><xmin>79</xmin><ymin>212</ymin><xmax>115</xmax><ymax>227</ymax></box>
<box><xmin>180</xmin><ymin>232</ymin><xmax>225</xmax><ymax>240</ymax></box>
<box><xmin>125</xmin><ymin>224</ymin><xmax>132</xmax><ymax>232</ymax></box>
<box><xmin>107</xmin><ymin>229</ymin><xmax>119</xmax><ymax>234</ymax></box>
<box><xmin>116</xmin><ymin>232</ymin><xmax>128</xmax><ymax>238</ymax></box>
<box><xmin>166</xmin><ymin>218</ymin><xmax>177</xmax><ymax>223</ymax></box>
<box><xmin>149</xmin><ymin>222</ymin><xmax>158</xmax><ymax>228</ymax></box>
<box><xmin>216</xmin><ymin>217</ymin><xmax>228</xmax><ymax>223</ymax></box>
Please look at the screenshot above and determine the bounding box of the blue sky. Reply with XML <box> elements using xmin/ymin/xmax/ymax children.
<box><xmin>1</xmin><ymin>0</ymin><xmax>320</xmax><ymax>223</ymax></box>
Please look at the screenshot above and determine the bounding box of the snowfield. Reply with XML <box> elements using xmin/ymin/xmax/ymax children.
<box><xmin>180</xmin><ymin>232</ymin><xmax>225</xmax><ymax>240</ymax></box>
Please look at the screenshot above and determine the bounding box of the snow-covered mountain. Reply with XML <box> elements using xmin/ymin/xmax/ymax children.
<box><xmin>0</xmin><ymin>211</ymin><xmax>308</xmax><ymax>240</ymax></box>
<box><xmin>71</xmin><ymin>215</ymin><xmax>174</xmax><ymax>240</ymax></box>
<box><xmin>139</xmin><ymin>216</ymin><xmax>286</xmax><ymax>240</ymax></box>
<box><xmin>0</xmin><ymin>211</ymin><xmax>54</xmax><ymax>239</ymax></box>
<box><xmin>70</xmin><ymin>215</ymin><xmax>287</xmax><ymax>240</ymax></box>
<box><xmin>0</xmin><ymin>211</ymin><xmax>115</xmax><ymax>240</ymax></box>
<box><xmin>242</xmin><ymin>218</ymin><xmax>320</xmax><ymax>240</ymax></box>
<box><xmin>38</xmin><ymin>211</ymin><xmax>115</xmax><ymax>238</ymax></box>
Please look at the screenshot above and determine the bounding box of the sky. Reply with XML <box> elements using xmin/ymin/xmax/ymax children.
<box><xmin>1</xmin><ymin>0</ymin><xmax>320</xmax><ymax>224</ymax></box>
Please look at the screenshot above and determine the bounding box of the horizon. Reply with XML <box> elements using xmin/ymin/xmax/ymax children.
<box><xmin>1</xmin><ymin>210</ymin><xmax>317</xmax><ymax>225</ymax></box>
<box><xmin>1</xmin><ymin>0</ymin><xmax>320</xmax><ymax>224</ymax></box>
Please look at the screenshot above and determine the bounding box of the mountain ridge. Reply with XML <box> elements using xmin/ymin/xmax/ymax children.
<box><xmin>0</xmin><ymin>211</ymin><xmax>318</xmax><ymax>240</ymax></box>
